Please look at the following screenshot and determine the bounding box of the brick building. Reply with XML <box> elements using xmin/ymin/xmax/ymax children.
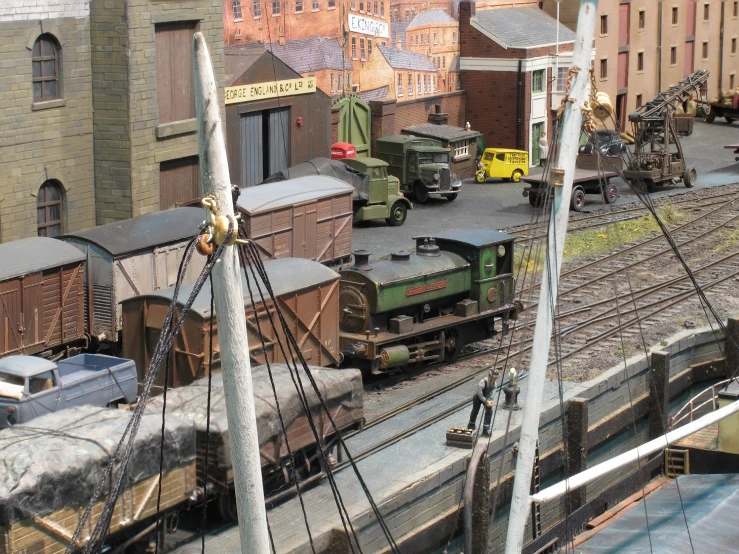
<box><xmin>223</xmin><ymin>0</ymin><xmax>391</xmax><ymax>74</ymax></box>
<box><xmin>459</xmin><ymin>4</ymin><xmax>575</xmax><ymax>165</ymax></box>
<box><xmin>389</xmin><ymin>1</ymin><xmax>451</xmax><ymax>22</ymax></box>
<box><xmin>405</xmin><ymin>9</ymin><xmax>459</xmax><ymax>92</ymax></box>
<box><xmin>542</xmin><ymin>0</ymin><xmax>739</xmax><ymax>126</ymax></box>
<box><xmin>361</xmin><ymin>44</ymin><xmax>441</xmax><ymax>100</ymax></box>
<box><xmin>0</xmin><ymin>0</ymin><xmax>96</xmax><ymax>243</ymax></box>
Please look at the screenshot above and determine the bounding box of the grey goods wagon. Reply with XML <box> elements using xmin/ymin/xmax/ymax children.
<box><xmin>150</xmin><ymin>367</ymin><xmax>364</xmax><ymax>517</ymax></box>
<box><xmin>0</xmin><ymin>404</ymin><xmax>196</xmax><ymax>554</ymax></box>
<box><xmin>121</xmin><ymin>257</ymin><xmax>341</xmax><ymax>393</ymax></box>
<box><xmin>0</xmin><ymin>237</ymin><xmax>85</xmax><ymax>358</ymax></box>
<box><xmin>237</xmin><ymin>176</ymin><xmax>354</xmax><ymax>267</ymax></box>
<box><xmin>60</xmin><ymin>208</ymin><xmax>206</xmax><ymax>346</ymax></box>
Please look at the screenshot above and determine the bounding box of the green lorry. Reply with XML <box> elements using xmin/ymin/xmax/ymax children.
<box><xmin>374</xmin><ymin>135</ymin><xmax>461</xmax><ymax>204</ymax></box>
<box><xmin>342</xmin><ymin>156</ymin><xmax>413</xmax><ymax>226</ymax></box>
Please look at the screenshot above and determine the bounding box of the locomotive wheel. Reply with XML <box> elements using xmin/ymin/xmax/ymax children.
<box><xmin>385</xmin><ymin>201</ymin><xmax>407</xmax><ymax>226</ymax></box>
<box><xmin>444</xmin><ymin>328</ymin><xmax>461</xmax><ymax>363</ymax></box>
<box><xmin>218</xmin><ymin>489</ymin><xmax>238</xmax><ymax>522</ymax></box>
<box><xmin>511</xmin><ymin>169</ymin><xmax>524</xmax><ymax>183</ymax></box>
<box><xmin>414</xmin><ymin>182</ymin><xmax>430</xmax><ymax>204</ymax></box>
<box><xmin>571</xmin><ymin>187</ymin><xmax>586</xmax><ymax>212</ymax></box>
<box><xmin>602</xmin><ymin>182</ymin><xmax>618</xmax><ymax>204</ymax></box>
<box><xmin>683</xmin><ymin>167</ymin><xmax>697</xmax><ymax>188</ymax></box>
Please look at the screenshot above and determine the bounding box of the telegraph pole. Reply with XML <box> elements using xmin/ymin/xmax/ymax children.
<box><xmin>193</xmin><ymin>32</ymin><xmax>271</xmax><ymax>554</ymax></box>
<box><xmin>504</xmin><ymin>2</ymin><xmax>599</xmax><ymax>553</ymax></box>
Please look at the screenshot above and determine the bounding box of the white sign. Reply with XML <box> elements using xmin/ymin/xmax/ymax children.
<box><xmin>348</xmin><ymin>14</ymin><xmax>389</xmax><ymax>38</ymax></box>
<box><xmin>225</xmin><ymin>77</ymin><xmax>316</xmax><ymax>104</ymax></box>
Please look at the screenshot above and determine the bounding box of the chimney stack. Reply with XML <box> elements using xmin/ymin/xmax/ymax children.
<box><xmin>428</xmin><ymin>103</ymin><xmax>448</xmax><ymax>125</ymax></box>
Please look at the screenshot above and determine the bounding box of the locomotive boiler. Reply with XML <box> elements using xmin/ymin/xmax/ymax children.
<box><xmin>339</xmin><ymin>229</ymin><xmax>519</xmax><ymax>372</ymax></box>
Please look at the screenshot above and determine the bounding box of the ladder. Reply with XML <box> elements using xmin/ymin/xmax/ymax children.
<box><xmin>664</xmin><ymin>448</ymin><xmax>690</xmax><ymax>478</ymax></box>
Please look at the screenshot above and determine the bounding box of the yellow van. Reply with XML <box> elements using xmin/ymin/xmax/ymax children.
<box><xmin>476</xmin><ymin>148</ymin><xmax>529</xmax><ymax>183</ymax></box>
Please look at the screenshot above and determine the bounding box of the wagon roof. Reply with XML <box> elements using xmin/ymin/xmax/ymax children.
<box><xmin>237</xmin><ymin>176</ymin><xmax>354</xmax><ymax>214</ymax></box>
<box><xmin>0</xmin><ymin>237</ymin><xmax>85</xmax><ymax>281</ymax></box>
<box><xmin>417</xmin><ymin>228</ymin><xmax>516</xmax><ymax>247</ymax></box>
<box><xmin>128</xmin><ymin>257</ymin><xmax>340</xmax><ymax>317</ymax></box>
<box><xmin>0</xmin><ymin>355</ymin><xmax>57</xmax><ymax>377</ymax></box>
<box><xmin>60</xmin><ymin>207</ymin><xmax>204</xmax><ymax>256</ymax></box>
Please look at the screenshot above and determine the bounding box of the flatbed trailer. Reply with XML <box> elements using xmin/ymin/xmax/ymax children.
<box><xmin>522</xmin><ymin>154</ymin><xmax>623</xmax><ymax>212</ymax></box>
<box><xmin>704</xmin><ymin>100</ymin><xmax>739</xmax><ymax>123</ymax></box>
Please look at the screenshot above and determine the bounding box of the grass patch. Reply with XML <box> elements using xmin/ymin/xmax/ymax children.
<box><xmin>514</xmin><ymin>206</ymin><xmax>687</xmax><ymax>274</ymax></box>
<box><xmin>716</xmin><ymin>227</ymin><xmax>739</xmax><ymax>250</ymax></box>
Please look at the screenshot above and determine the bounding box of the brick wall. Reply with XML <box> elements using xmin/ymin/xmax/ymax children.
<box><xmin>90</xmin><ymin>0</ymin><xmax>132</xmax><ymax>224</ymax></box>
<box><xmin>0</xmin><ymin>2</ymin><xmax>95</xmax><ymax>242</ymax></box>
<box><xmin>405</xmin><ymin>21</ymin><xmax>458</xmax><ymax>89</ymax></box>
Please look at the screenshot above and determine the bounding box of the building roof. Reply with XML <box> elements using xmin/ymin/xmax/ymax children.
<box><xmin>402</xmin><ymin>123</ymin><xmax>481</xmax><ymax>142</ymax></box>
<box><xmin>224</xmin><ymin>44</ymin><xmax>268</xmax><ymax>85</ymax></box>
<box><xmin>0</xmin><ymin>237</ymin><xmax>85</xmax><ymax>281</ymax></box>
<box><xmin>61</xmin><ymin>207</ymin><xmax>204</xmax><ymax>257</ymax></box>
<box><xmin>265</xmin><ymin>36</ymin><xmax>352</xmax><ymax>73</ymax></box>
<box><xmin>407</xmin><ymin>9</ymin><xmax>456</xmax><ymax>29</ymax></box>
<box><xmin>391</xmin><ymin>21</ymin><xmax>410</xmax><ymax>49</ymax></box>
<box><xmin>419</xmin><ymin>229</ymin><xmax>515</xmax><ymax>248</ymax></box>
<box><xmin>449</xmin><ymin>55</ymin><xmax>459</xmax><ymax>72</ymax></box>
<box><xmin>357</xmin><ymin>86</ymin><xmax>389</xmax><ymax>102</ymax></box>
<box><xmin>472</xmin><ymin>6</ymin><xmax>576</xmax><ymax>49</ymax></box>
<box><xmin>377</xmin><ymin>45</ymin><xmax>439</xmax><ymax>72</ymax></box>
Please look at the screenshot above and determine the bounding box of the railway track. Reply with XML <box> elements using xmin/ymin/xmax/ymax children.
<box><xmin>337</xmin><ymin>188</ymin><xmax>739</xmax><ymax>470</ymax></box>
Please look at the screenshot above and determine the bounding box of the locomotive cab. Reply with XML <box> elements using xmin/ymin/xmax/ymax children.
<box><xmin>339</xmin><ymin>228</ymin><xmax>519</xmax><ymax>373</ymax></box>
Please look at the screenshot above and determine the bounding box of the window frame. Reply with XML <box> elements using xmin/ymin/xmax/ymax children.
<box><xmin>37</xmin><ymin>180</ymin><xmax>64</xmax><ymax>238</ymax></box>
<box><xmin>703</xmin><ymin>2</ymin><xmax>710</xmax><ymax>21</ymax></box>
<box><xmin>253</xmin><ymin>0</ymin><xmax>261</xmax><ymax>17</ymax></box>
<box><xmin>672</xmin><ymin>6</ymin><xmax>678</xmax><ymax>25</ymax></box>
<box><xmin>32</xmin><ymin>34</ymin><xmax>61</xmax><ymax>103</ymax></box>
<box><xmin>380</xmin><ymin>2</ymin><xmax>384</xmax><ymax>17</ymax></box>
<box><xmin>352</xmin><ymin>36</ymin><xmax>357</xmax><ymax>59</ymax></box>
<box><xmin>397</xmin><ymin>73</ymin><xmax>403</xmax><ymax>96</ymax></box>
<box><xmin>637</xmin><ymin>51</ymin><xmax>644</xmax><ymax>71</ymax></box>
<box><xmin>636</xmin><ymin>94</ymin><xmax>643</xmax><ymax>108</ymax></box>
<box><xmin>272</xmin><ymin>0</ymin><xmax>281</xmax><ymax>15</ymax></box>
<box><xmin>452</xmin><ymin>31</ymin><xmax>457</xmax><ymax>43</ymax></box>
<box><xmin>556</xmin><ymin>66</ymin><xmax>568</xmax><ymax>91</ymax></box>
<box><xmin>233</xmin><ymin>0</ymin><xmax>243</xmax><ymax>20</ymax></box>
<box><xmin>294</xmin><ymin>0</ymin><xmax>302</xmax><ymax>13</ymax></box>
<box><xmin>328</xmin><ymin>0</ymin><xmax>335</xmax><ymax>8</ymax></box>
<box><xmin>453</xmin><ymin>140</ymin><xmax>469</xmax><ymax>160</ymax></box>
<box><xmin>599</xmin><ymin>58</ymin><xmax>608</xmax><ymax>80</ymax></box>
<box><xmin>532</xmin><ymin>69</ymin><xmax>545</xmax><ymax>93</ymax></box>
<box><xmin>732</xmin><ymin>37</ymin><xmax>737</xmax><ymax>54</ymax></box>
<box><xmin>638</xmin><ymin>9</ymin><xmax>645</xmax><ymax>30</ymax></box>
<box><xmin>417</xmin><ymin>74</ymin><xmax>421</xmax><ymax>94</ymax></box>
<box><xmin>670</xmin><ymin>46</ymin><xmax>677</xmax><ymax>65</ymax></box>
<box><xmin>360</xmin><ymin>37</ymin><xmax>366</xmax><ymax>60</ymax></box>
<box><xmin>600</xmin><ymin>14</ymin><xmax>608</xmax><ymax>35</ymax></box>
<box><xmin>312</xmin><ymin>0</ymin><xmax>318</xmax><ymax>10</ymax></box>
<box><xmin>408</xmin><ymin>73</ymin><xmax>413</xmax><ymax>95</ymax></box>
<box><xmin>702</xmin><ymin>41</ymin><xmax>709</xmax><ymax>59</ymax></box>
<box><xmin>368</xmin><ymin>38</ymin><xmax>372</xmax><ymax>58</ymax></box>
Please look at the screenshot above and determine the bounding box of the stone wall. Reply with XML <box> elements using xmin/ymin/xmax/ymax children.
<box><xmin>0</xmin><ymin>1</ymin><xmax>95</xmax><ymax>242</ymax></box>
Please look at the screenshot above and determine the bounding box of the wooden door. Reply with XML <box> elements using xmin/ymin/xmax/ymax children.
<box><xmin>0</xmin><ymin>280</ymin><xmax>22</xmax><ymax>355</ymax></box>
<box><xmin>22</xmin><ymin>273</ymin><xmax>43</xmax><ymax>350</ymax></box>
<box><xmin>160</xmin><ymin>156</ymin><xmax>199</xmax><ymax>210</ymax></box>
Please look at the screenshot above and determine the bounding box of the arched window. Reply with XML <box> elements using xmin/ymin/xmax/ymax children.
<box><xmin>37</xmin><ymin>181</ymin><xmax>64</xmax><ymax>237</ymax></box>
<box><xmin>32</xmin><ymin>34</ymin><xmax>60</xmax><ymax>102</ymax></box>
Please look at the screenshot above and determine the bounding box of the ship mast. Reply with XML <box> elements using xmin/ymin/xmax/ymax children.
<box><xmin>504</xmin><ymin>2</ymin><xmax>599</xmax><ymax>552</ymax></box>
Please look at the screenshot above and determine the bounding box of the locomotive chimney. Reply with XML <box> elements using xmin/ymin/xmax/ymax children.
<box><xmin>351</xmin><ymin>249</ymin><xmax>373</xmax><ymax>270</ymax></box>
<box><xmin>417</xmin><ymin>238</ymin><xmax>441</xmax><ymax>257</ymax></box>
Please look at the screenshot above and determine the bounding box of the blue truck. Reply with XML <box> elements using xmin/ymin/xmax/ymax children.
<box><xmin>0</xmin><ymin>354</ymin><xmax>137</xmax><ymax>428</ymax></box>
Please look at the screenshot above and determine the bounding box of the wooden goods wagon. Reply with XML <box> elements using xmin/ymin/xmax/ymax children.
<box><xmin>121</xmin><ymin>257</ymin><xmax>341</xmax><ymax>393</ymax></box>
<box><xmin>0</xmin><ymin>405</ymin><xmax>196</xmax><ymax>554</ymax></box>
<box><xmin>238</xmin><ymin>176</ymin><xmax>354</xmax><ymax>267</ymax></box>
<box><xmin>0</xmin><ymin>238</ymin><xmax>85</xmax><ymax>357</ymax></box>
<box><xmin>60</xmin><ymin>208</ymin><xmax>206</xmax><ymax>344</ymax></box>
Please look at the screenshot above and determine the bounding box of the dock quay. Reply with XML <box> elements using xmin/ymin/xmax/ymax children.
<box><xmin>172</xmin><ymin>322</ymin><xmax>735</xmax><ymax>554</ymax></box>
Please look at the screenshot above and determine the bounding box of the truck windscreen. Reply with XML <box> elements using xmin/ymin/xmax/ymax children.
<box><xmin>418</xmin><ymin>152</ymin><xmax>448</xmax><ymax>164</ymax></box>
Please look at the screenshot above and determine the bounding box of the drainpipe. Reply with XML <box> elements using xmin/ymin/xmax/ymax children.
<box><xmin>516</xmin><ymin>59</ymin><xmax>524</xmax><ymax>150</ymax></box>
<box><xmin>657</xmin><ymin>2</ymin><xmax>663</xmax><ymax>92</ymax></box>
<box><xmin>719</xmin><ymin>1</ymin><xmax>725</xmax><ymax>94</ymax></box>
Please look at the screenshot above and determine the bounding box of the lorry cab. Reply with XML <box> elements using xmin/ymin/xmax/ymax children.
<box><xmin>342</xmin><ymin>156</ymin><xmax>413</xmax><ymax>227</ymax></box>
<box><xmin>375</xmin><ymin>135</ymin><xmax>460</xmax><ymax>204</ymax></box>
<box><xmin>476</xmin><ymin>148</ymin><xmax>529</xmax><ymax>183</ymax></box>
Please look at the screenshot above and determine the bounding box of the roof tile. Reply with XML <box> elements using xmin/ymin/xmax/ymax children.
<box><xmin>473</xmin><ymin>6</ymin><xmax>576</xmax><ymax>49</ymax></box>
<box><xmin>378</xmin><ymin>45</ymin><xmax>439</xmax><ymax>72</ymax></box>
<box><xmin>407</xmin><ymin>9</ymin><xmax>456</xmax><ymax>29</ymax></box>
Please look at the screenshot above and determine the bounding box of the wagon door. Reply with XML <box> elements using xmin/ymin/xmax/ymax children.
<box><xmin>0</xmin><ymin>280</ymin><xmax>22</xmax><ymax>355</ymax></box>
<box><xmin>154</xmin><ymin>243</ymin><xmax>206</xmax><ymax>290</ymax></box>
<box><xmin>292</xmin><ymin>202</ymin><xmax>318</xmax><ymax>261</ymax></box>
<box><xmin>21</xmin><ymin>273</ymin><xmax>43</xmax><ymax>351</ymax></box>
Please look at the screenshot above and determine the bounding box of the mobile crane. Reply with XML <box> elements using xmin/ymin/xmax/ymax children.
<box><xmin>624</xmin><ymin>69</ymin><xmax>709</xmax><ymax>192</ymax></box>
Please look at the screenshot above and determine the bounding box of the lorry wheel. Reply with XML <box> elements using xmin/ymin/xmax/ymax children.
<box><xmin>414</xmin><ymin>183</ymin><xmax>430</xmax><ymax>204</ymax></box>
<box><xmin>603</xmin><ymin>182</ymin><xmax>618</xmax><ymax>204</ymax></box>
<box><xmin>475</xmin><ymin>171</ymin><xmax>487</xmax><ymax>183</ymax></box>
<box><xmin>571</xmin><ymin>187</ymin><xmax>586</xmax><ymax>212</ymax></box>
<box><xmin>218</xmin><ymin>490</ymin><xmax>238</xmax><ymax>522</ymax></box>
<box><xmin>528</xmin><ymin>192</ymin><xmax>542</xmax><ymax>207</ymax></box>
<box><xmin>511</xmin><ymin>169</ymin><xmax>524</xmax><ymax>183</ymax></box>
<box><xmin>385</xmin><ymin>201</ymin><xmax>408</xmax><ymax>226</ymax></box>
<box><xmin>704</xmin><ymin>110</ymin><xmax>716</xmax><ymax>123</ymax></box>
<box><xmin>727</xmin><ymin>117</ymin><xmax>735</xmax><ymax>124</ymax></box>
<box><xmin>446</xmin><ymin>193</ymin><xmax>458</xmax><ymax>202</ymax></box>
<box><xmin>683</xmin><ymin>167</ymin><xmax>697</xmax><ymax>188</ymax></box>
